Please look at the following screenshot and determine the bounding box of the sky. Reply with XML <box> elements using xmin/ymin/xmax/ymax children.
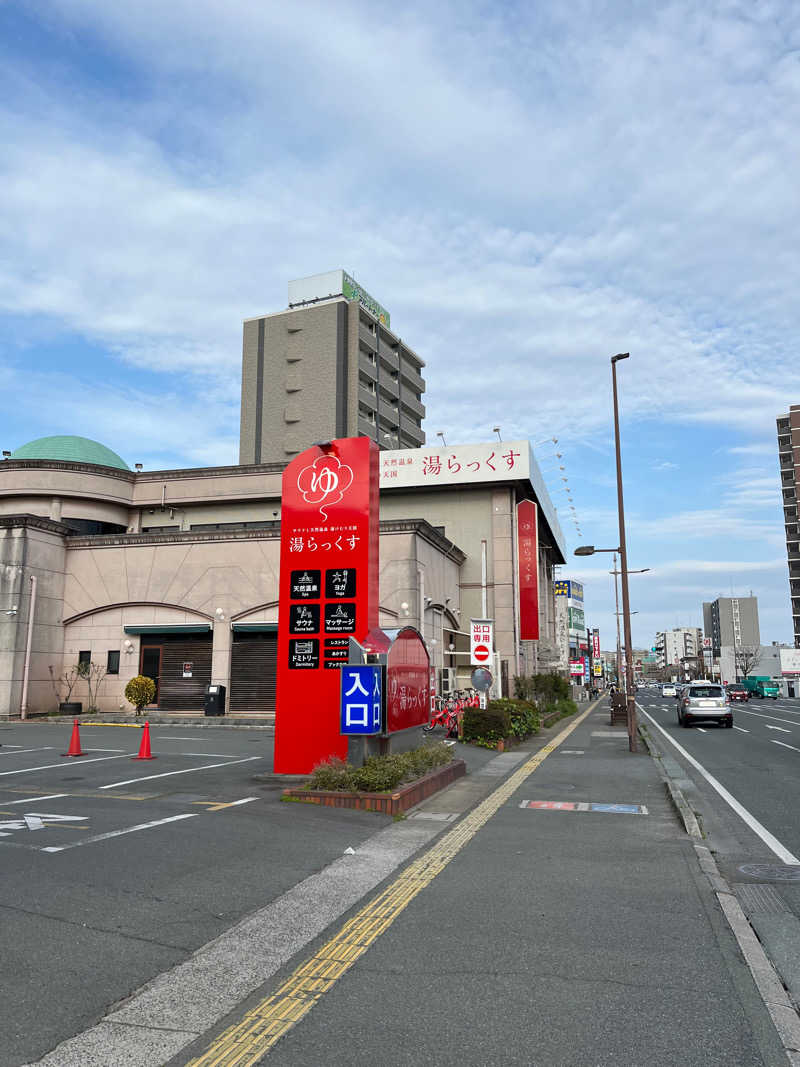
<box><xmin>2</xmin><ymin>0</ymin><xmax>799</xmax><ymax>650</ymax></box>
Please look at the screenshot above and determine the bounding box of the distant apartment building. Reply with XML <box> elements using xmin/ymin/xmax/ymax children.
<box><xmin>702</xmin><ymin>596</ymin><xmax>760</xmax><ymax>654</ymax></box>
<box><xmin>655</xmin><ymin>627</ymin><xmax>702</xmax><ymax>668</ymax></box>
<box><xmin>240</xmin><ymin>270</ymin><xmax>426</xmax><ymax>463</ymax></box>
<box><xmin>777</xmin><ymin>407</ymin><xmax>800</xmax><ymax>648</ymax></box>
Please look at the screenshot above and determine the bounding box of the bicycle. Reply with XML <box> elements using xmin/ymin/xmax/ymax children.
<box><xmin>423</xmin><ymin>694</ymin><xmax>460</xmax><ymax>737</ymax></box>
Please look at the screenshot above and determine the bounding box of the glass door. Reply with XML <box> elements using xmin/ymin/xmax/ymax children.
<box><xmin>139</xmin><ymin>645</ymin><xmax>162</xmax><ymax>705</ymax></box>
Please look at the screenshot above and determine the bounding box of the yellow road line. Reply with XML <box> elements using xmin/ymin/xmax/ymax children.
<box><xmin>186</xmin><ymin>703</ymin><xmax>594</xmax><ymax>1067</ymax></box>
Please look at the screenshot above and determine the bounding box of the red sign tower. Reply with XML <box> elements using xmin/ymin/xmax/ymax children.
<box><xmin>273</xmin><ymin>438</ymin><xmax>379</xmax><ymax>773</ymax></box>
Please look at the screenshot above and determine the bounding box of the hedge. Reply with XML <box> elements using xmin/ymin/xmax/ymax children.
<box><xmin>462</xmin><ymin>698</ymin><xmax>539</xmax><ymax>747</ymax></box>
<box><xmin>304</xmin><ymin>742</ymin><xmax>453</xmax><ymax>793</ymax></box>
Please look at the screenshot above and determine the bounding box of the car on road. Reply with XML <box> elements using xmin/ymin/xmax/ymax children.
<box><xmin>677</xmin><ymin>682</ymin><xmax>732</xmax><ymax>728</ymax></box>
<box><xmin>662</xmin><ymin>683</ymin><xmax>677</xmax><ymax>697</ymax></box>
<box><xmin>726</xmin><ymin>684</ymin><xmax>749</xmax><ymax>703</ymax></box>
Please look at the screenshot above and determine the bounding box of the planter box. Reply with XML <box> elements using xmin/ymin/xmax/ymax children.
<box><xmin>59</xmin><ymin>702</ymin><xmax>82</xmax><ymax>715</ymax></box>
<box><xmin>282</xmin><ymin>759</ymin><xmax>466</xmax><ymax>815</ymax></box>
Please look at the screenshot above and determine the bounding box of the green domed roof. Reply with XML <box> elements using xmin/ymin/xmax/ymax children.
<box><xmin>11</xmin><ymin>435</ymin><xmax>131</xmax><ymax>471</ymax></box>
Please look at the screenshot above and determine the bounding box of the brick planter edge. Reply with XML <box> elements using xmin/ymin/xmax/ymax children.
<box><xmin>282</xmin><ymin>759</ymin><xmax>467</xmax><ymax>815</ymax></box>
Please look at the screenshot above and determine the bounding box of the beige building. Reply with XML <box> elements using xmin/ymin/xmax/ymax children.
<box><xmin>0</xmin><ymin>436</ymin><xmax>564</xmax><ymax>720</ymax></box>
<box><xmin>240</xmin><ymin>270</ymin><xmax>425</xmax><ymax>463</ymax></box>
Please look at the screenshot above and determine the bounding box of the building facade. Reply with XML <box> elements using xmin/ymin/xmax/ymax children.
<box><xmin>654</xmin><ymin>627</ymin><xmax>702</xmax><ymax>669</ymax></box>
<box><xmin>777</xmin><ymin>406</ymin><xmax>800</xmax><ymax>648</ymax></box>
<box><xmin>702</xmin><ymin>596</ymin><xmax>760</xmax><ymax>654</ymax></box>
<box><xmin>239</xmin><ymin>271</ymin><xmax>425</xmax><ymax>463</ymax></box>
<box><xmin>0</xmin><ymin>437</ymin><xmax>564</xmax><ymax>720</ymax></box>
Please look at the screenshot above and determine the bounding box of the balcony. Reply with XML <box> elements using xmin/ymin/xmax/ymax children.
<box><xmin>400</xmin><ymin>392</ymin><xmax>426</xmax><ymax>420</ymax></box>
<box><xmin>399</xmin><ymin>361</ymin><xmax>425</xmax><ymax>394</ymax></box>
<box><xmin>378</xmin><ymin>345</ymin><xmax>399</xmax><ymax>374</ymax></box>
<box><xmin>359</xmin><ymin>321</ymin><xmax>377</xmax><ymax>352</ymax></box>
<box><xmin>358</xmin><ymin>385</ymin><xmax>377</xmax><ymax>413</ymax></box>
<box><xmin>379</xmin><ymin>375</ymin><xmax>399</xmax><ymax>401</ymax></box>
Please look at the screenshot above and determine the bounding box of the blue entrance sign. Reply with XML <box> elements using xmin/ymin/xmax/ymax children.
<box><xmin>340</xmin><ymin>665</ymin><xmax>383</xmax><ymax>735</ymax></box>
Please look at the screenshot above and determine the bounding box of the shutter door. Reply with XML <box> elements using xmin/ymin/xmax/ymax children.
<box><xmin>158</xmin><ymin>640</ymin><xmax>212</xmax><ymax>711</ymax></box>
<box><xmin>229</xmin><ymin>634</ymin><xmax>277</xmax><ymax>716</ymax></box>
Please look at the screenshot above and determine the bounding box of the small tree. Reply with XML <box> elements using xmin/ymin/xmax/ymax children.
<box><xmin>80</xmin><ymin>661</ymin><xmax>108</xmax><ymax>713</ymax></box>
<box><xmin>736</xmin><ymin>645</ymin><xmax>761</xmax><ymax>680</ymax></box>
<box><xmin>124</xmin><ymin>675</ymin><xmax>156</xmax><ymax>716</ymax></box>
<box><xmin>48</xmin><ymin>664</ymin><xmax>81</xmax><ymax>708</ymax></box>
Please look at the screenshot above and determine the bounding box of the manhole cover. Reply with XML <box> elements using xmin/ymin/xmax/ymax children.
<box><xmin>738</xmin><ymin>864</ymin><xmax>800</xmax><ymax>882</ymax></box>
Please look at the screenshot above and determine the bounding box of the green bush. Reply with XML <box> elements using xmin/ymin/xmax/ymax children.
<box><xmin>305</xmin><ymin>743</ymin><xmax>453</xmax><ymax>793</ymax></box>
<box><xmin>507</xmin><ymin>699</ymin><xmax>539</xmax><ymax>740</ymax></box>
<box><xmin>462</xmin><ymin>703</ymin><xmax>512</xmax><ymax>747</ymax></box>
<box><xmin>554</xmin><ymin>697</ymin><xmax>578</xmax><ymax>719</ymax></box>
<box><xmin>514</xmin><ymin>673</ymin><xmax>569</xmax><ymax>704</ymax></box>
<box><xmin>124</xmin><ymin>675</ymin><xmax>156</xmax><ymax>714</ymax></box>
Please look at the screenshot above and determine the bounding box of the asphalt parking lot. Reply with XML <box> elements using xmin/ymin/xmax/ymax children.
<box><xmin>0</xmin><ymin>720</ymin><xmax>397</xmax><ymax>1067</ymax></box>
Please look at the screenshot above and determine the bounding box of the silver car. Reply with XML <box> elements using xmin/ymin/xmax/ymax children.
<box><xmin>678</xmin><ymin>683</ymin><xmax>732</xmax><ymax>728</ymax></box>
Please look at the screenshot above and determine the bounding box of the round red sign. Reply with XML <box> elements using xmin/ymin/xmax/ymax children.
<box><xmin>473</xmin><ymin>644</ymin><xmax>490</xmax><ymax>662</ymax></box>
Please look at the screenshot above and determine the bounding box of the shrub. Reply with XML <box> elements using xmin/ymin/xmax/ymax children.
<box><xmin>507</xmin><ymin>699</ymin><xmax>539</xmax><ymax>740</ymax></box>
<box><xmin>462</xmin><ymin>703</ymin><xmax>512</xmax><ymax>747</ymax></box>
<box><xmin>554</xmin><ymin>697</ymin><xmax>578</xmax><ymax>719</ymax></box>
<box><xmin>124</xmin><ymin>675</ymin><xmax>156</xmax><ymax>714</ymax></box>
<box><xmin>304</xmin><ymin>743</ymin><xmax>453</xmax><ymax>793</ymax></box>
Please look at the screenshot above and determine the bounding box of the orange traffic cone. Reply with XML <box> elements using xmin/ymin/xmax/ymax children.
<box><xmin>132</xmin><ymin>721</ymin><xmax>156</xmax><ymax>760</ymax></box>
<box><xmin>61</xmin><ymin>718</ymin><xmax>85</xmax><ymax>757</ymax></box>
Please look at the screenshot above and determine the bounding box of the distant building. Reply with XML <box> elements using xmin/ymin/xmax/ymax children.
<box><xmin>702</xmin><ymin>596</ymin><xmax>760</xmax><ymax>655</ymax></box>
<box><xmin>655</xmin><ymin>627</ymin><xmax>702</xmax><ymax>668</ymax></box>
<box><xmin>240</xmin><ymin>270</ymin><xmax>426</xmax><ymax>463</ymax></box>
<box><xmin>777</xmin><ymin>407</ymin><xmax>800</xmax><ymax>648</ymax></box>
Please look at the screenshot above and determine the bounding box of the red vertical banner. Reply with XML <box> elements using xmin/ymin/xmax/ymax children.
<box><xmin>273</xmin><ymin>437</ymin><xmax>379</xmax><ymax>774</ymax></box>
<box><xmin>517</xmin><ymin>500</ymin><xmax>539</xmax><ymax>641</ymax></box>
<box><xmin>592</xmin><ymin>628</ymin><xmax>601</xmax><ymax>659</ymax></box>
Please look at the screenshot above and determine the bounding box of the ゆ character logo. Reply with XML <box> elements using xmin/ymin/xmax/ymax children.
<box><xmin>297</xmin><ymin>454</ymin><xmax>354</xmax><ymax>520</ymax></box>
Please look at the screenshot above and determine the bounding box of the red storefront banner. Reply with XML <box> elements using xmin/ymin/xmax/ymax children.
<box><xmin>386</xmin><ymin>628</ymin><xmax>430</xmax><ymax>733</ymax></box>
<box><xmin>273</xmin><ymin>437</ymin><xmax>379</xmax><ymax>773</ymax></box>
<box><xmin>517</xmin><ymin>500</ymin><xmax>539</xmax><ymax>640</ymax></box>
<box><xmin>592</xmin><ymin>628</ymin><xmax>601</xmax><ymax>659</ymax></box>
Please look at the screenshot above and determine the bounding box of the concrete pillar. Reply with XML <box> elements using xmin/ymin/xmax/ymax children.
<box><xmin>211</xmin><ymin>618</ymin><xmax>231</xmax><ymax>693</ymax></box>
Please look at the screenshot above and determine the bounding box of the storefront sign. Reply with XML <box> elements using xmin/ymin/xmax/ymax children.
<box><xmin>568</xmin><ymin>606</ymin><xmax>585</xmax><ymax>632</ymax></box>
<box><xmin>274</xmin><ymin>437</ymin><xmax>379</xmax><ymax>773</ymax></box>
<box><xmin>569</xmin><ymin>659</ymin><xmax>584</xmax><ymax>676</ymax></box>
<box><xmin>780</xmin><ymin>648</ymin><xmax>800</xmax><ymax>675</ymax></box>
<box><xmin>554</xmin><ymin>579</ymin><xmax>584</xmax><ymax>602</ymax></box>
<box><xmin>340</xmin><ymin>665</ymin><xmax>383</xmax><ymax>735</ymax></box>
<box><xmin>592</xmin><ymin>629</ymin><xmax>600</xmax><ymax>658</ymax></box>
<box><xmin>517</xmin><ymin>500</ymin><xmax>539</xmax><ymax>640</ymax></box>
<box><xmin>470</xmin><ymin>619</ymin><xmax>493</xmax><ymax>666</ymax></box>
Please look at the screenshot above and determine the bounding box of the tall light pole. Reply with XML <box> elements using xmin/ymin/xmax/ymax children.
<box><xmin>609</xmin><ymin>562</ymin><xmax>650</xmax><ymax>691</ymax></box>
<box><xmin>611</xmin><ymin>352</ymin><xmax>636</xmax><ymax>752</ymax></box>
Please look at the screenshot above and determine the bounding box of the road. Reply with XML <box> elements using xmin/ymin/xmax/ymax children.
<box><xmin>637</xmin><ymin>688</ymin><xmax>800</xmax><ymax>1013</ymax></box>
<box><xmin>0</xmin><ymin>720</ymin><xmax>405</xmax><ymax>1067</ymax></box>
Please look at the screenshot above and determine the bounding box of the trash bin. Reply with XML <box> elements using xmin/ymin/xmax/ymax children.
<box><xmin>204</xmin><ymin>684</ymin><xmax>226</xmax><ymax>717</ymax></box>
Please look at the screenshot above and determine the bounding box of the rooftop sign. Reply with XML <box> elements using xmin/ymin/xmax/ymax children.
<box><xmin>288</xmin><ymin>269</ymin><xmax>390</xmax><ymax>328</ymax></box>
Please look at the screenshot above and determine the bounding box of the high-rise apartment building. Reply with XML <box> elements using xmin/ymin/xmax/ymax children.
<box><xmin>777</xmin><ymin>406</ymin><xmax>800</xmax><ymax>648</ymax></box>
<box><xmin>239</xmin><ymin>270</ymin><xmax>426</xmax><ymax>463</ymax></box>
<box><xmin>654</xmin><ymin>627</ymin><xmax>701</xmax><ymax>668</ymax></box>
<box><xmin>702</xmin><ymin>596</ymin><xmax>760</xmax><ymax>653</ymax></box>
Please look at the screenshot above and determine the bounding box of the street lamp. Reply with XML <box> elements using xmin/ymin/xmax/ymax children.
<box><xmin>573</xmin><ymin>353</ymin><xmax>636</xmax><ymax>751</ymax></box>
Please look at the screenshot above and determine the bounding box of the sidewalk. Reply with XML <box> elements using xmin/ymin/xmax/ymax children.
<box><xmin>179</xmin><ymin>698</ymin><xmax>794</xmax><ymax>1067</ymax></box>
<box><xmin>27</xmin><ymin>700</ymin><xmax>798</xmax><ymax>1066</ymax></box>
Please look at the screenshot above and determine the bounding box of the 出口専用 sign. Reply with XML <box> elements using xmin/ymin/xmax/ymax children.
<box><xmin>274</xmin><ymin>438</ymin><xmax>379</xmax><ymax>773</ymax></box>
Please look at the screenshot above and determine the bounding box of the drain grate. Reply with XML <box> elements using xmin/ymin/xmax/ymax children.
<box><xmin>738</xmin><ymin>863</ymin><xmax>800</xmax><ymax>883</ymax></box>
<box><xmin>734</xmin><ymin>883</ymin><xmax>791</xmax><ymax>915</ymax></box>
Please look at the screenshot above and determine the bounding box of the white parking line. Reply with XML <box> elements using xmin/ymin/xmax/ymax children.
<box><xmin>638</xmin><ymin>705</ymin><xmax>800</xmax><ymax>864</ymax></box>
<box><xmin>0</xmin><ymin>753</ymin><xmax>132</xmax><ymax>778</ymax></box>
<box><xmin>177</xmin><ymin>752</ymin><xmax>246</xmax><ymax>758</ymax></box>
<box><xmin>3</xmin><ymin>793</ymin><xmax>68</xmax><ymax>805</ymax></box>
<box><xmin>41</xmin><ymin>813</ymin><xmax>199</xmax><ymax>853</ymax></box>
<box><xmin>99</xmin><ymin>756</ymin><xmax>261</xmax><ymax>790</ymax></box>
<box><xmin>733</xmin><ymin>726</ymin><xmax>749</xmax><ymax>733</ymax></box>
<box><xmin>696</xmin><ymin>728</ymin><xmax>707</xmax><ymax>733</ymax></box>
<box><xmin>0</xmin><ymin>747</ymin><xmax>54</xmax><ymax>756</ymax></box>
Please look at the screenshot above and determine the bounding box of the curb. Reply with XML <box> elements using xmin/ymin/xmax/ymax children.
<box><xmin>639</xmin><ymin>720</ymin><xmax>800</xmax><ymax>1064</ymax></box>
<box><xmin>282</xmin><ymin>760</ymin><xmax>467</xmax><ymax>815</ymax></box>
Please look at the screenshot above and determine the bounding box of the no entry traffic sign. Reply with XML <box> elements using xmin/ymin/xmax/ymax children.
<box><xmin>470</xmin><ymin>619</ymin><xmax>493</xmax><ymax>667</ymax></box>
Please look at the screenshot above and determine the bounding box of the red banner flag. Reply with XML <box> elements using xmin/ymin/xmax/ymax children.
<box><xmin>517</xmin><ymin>500</ymin><xmax>539</xmax><ymax>641</ymax></box>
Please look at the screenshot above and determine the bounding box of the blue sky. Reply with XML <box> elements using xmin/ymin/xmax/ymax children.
<box><xmin>2</xmin><ymin>0</ymin><xmax>799</xmax><ymax>649</ymax></box>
